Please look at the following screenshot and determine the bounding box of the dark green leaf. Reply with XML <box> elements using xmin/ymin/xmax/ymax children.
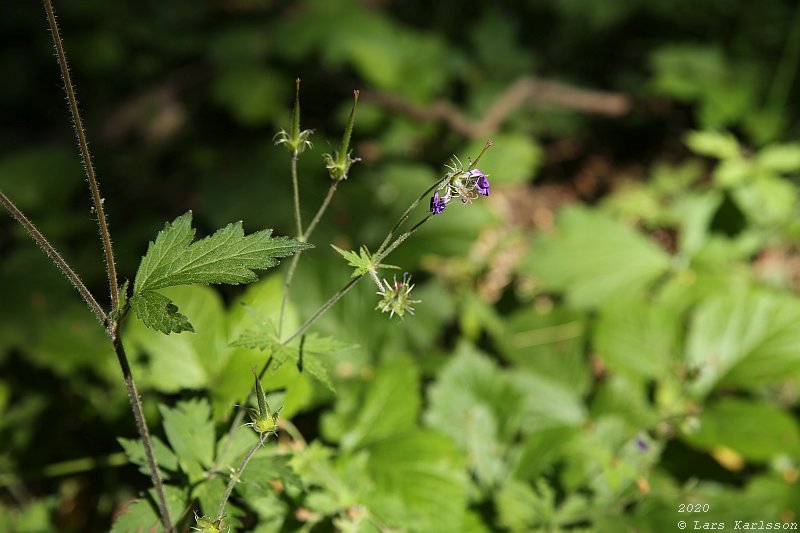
<box><xmin>130</xmin><ymin>290</ymin><xmax>194</xmax><ymax>334</ymax></box>
<box><xmin>134</xmin><ymin>211</ymin><xmax>310</xmax><ymax>293</ymax></box>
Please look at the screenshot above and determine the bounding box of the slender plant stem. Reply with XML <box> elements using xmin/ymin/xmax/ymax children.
<box><xmin>213</xmin><ymin>355</ymin><xmax>272</xmax><ymax>471</ymax></box>
<box><xmin>375</xmin><ymin>177</ymin><xmax>445</xmax><ymax>258</ymax></box>
<box><xmin>291</xmin><ymin>156</ymin><xmax>303</xmax><ymax>238</ymax></box>
<box><xmin>113</xmin><ymin>335</ymin><xmax>174</xmax><ymax>532</ymax></box>
<box><xmin>374</xmin><ymin>215</ymin><xmax>432</xmax><ymax>264</ymax></box>
<box><xmin>278</xmin><ymin>181</ymin><xmax>339</xmax><ymax>337</ymax></box>
<box><xmin>42</xmin><ymin>2</ymin><xmax>170</xmax><ymax>530</ymax></box>
<box><xmin>42</xmin><ymin>0</ymin><xmax>119</xmax><ymax>311</ymax></box>
<box><xmin>228</xmin><ymin>192</ymin><xmax>437</xmax><ymax>444</ymax></box>
<box><xmin>216</xmin><ymin>432</ymin><xmax>268</xmax><ymax>521</ymax></box>
<box><xmin>303</xmin><ymin>182</ymin><xmax>338</xmax><ymax>241</ymax></box>
<box><xmin>277</xmin><ymin>253</ymin><xmax>301</xmax><ymax>338</ymax></box>
<box><xmin>283</xmin><ymin>215</ymin><xmax>431</xmax><ymax>347</ymax></box>
<box><xmin>0</xmin><ymin>191</ymin><xmax>106</xmax><ymax>325</ymax></box>
<box><xmin>283</xmin><ymin>276</ymin><xmax>362</xmax><ymax>345</ymax></box>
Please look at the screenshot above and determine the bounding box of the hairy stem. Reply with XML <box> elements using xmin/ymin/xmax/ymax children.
<box><xmin>113</xmin><ymin>335</ymin><xmax>174</xmax><ymax>532</ymax></box>
<box><xmin>43</xmin><ymin>0</ymin><xmax>119</xmax><ymax>311</ymax></box>
<box><xmin>42</xmin><ymin>2</ymin><xmax>169</xmax><ymax>529</ymax></box>
<box><xmin>291</xmin><ymin>156</ymin><xmax>303</xmax><ymax>238</ymax></box>
<box><xmin>0</xmin><ymin>191</ymin><xmax>106</xmax><ymax>326</ymax></box>
<box><xmin>216</xmin><ymin>432</ymin><xmax>268</xmax><ymax>521</ymax></box>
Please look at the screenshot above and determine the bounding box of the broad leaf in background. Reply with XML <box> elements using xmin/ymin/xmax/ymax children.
<box><xmin>130</xmin><ymin>211</ymin><xmax>310</xmax><ymax>332</ymax></box>
<box><xmin>425</xmin><ymin>342</ymin><xmax>523</xmax><ymax>488</ymax></box>
<box><xmin>340</xmin><ymin>357</ymin><xmax>419</xmax><ymax>451</ymax></box>
<box><xmin>496</xmin><ymin>305</ymin><xmax>589</xmax><ymax>394</ymax></box>
<box><xmin>465</xmin><ymin>132</ymin><xmax>542</xmax><ymax>185</ymax></box>
<box><xmin>686</xmin><ymin>286</ymin><xmax>800</xmax><ymax>395</ymax></box>
<box><xmin>682</xmin><ymin>398</ymin><xmax>800</xmax><ymax>462</ymax></box>
<box><xmin>366</xmin><ymin>430</ymin><xmax>468</xmax><ymax>533</ymax></box>
<box><xmin>124</xmin><ymin>286</ymin><xmax>227</xmax><ymax>393</ymax></box>
<box><xmin>594</xmin><ymin>295</ymin><xmax>680</xmax><ymax>379</ymax></box>
<box><xmin>159</xmin><ymin>399</ymin><xmax>215</xmax><ymax>481</ymax></box>
<box><xmin>525</xmin><ymin>206</ymin><xmax>670</xmax><ymax>308</ymax></box>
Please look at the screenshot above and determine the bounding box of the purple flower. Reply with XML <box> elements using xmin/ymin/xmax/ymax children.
<box><xmin>430</xmin><ymin>191</ymin><xmax>447</xmax><ymax>214</ymax></box>
<box><xmin>471</xmin><ymin>170</ymin><xmax>490</xmax><ymax>196</ymax></box>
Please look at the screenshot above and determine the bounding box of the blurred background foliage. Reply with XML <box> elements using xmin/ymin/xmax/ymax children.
<box><xmin>3</xmin><ymin>0</ymin><xmax>800</xmax><ymax>530</ymax></box>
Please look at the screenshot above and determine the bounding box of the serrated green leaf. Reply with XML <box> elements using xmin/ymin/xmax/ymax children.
<box><xmin>340</xmin><ymin>358</ymin><xmax>419</xmax><ymax>451</ymax></box>
<box><xmin>134</xmin><ymin>211</ymin><xmax>311</xmax><ymax>293</ymax></box>
<box><xmin>424</xmin><ymin>343</ymin><xmax>522</xmax><ymax>488</ymax></box>
<box><xmin>240</xmin><ymin>454</ymin><xmax>303</xmax><ymax>492</ymax></box>
<box><xmin>118</xmin><ymin>436</ymin><xmax>179</xmax><ymax>477</ymax></box>
<box><xmin>159</xmin><ymin>399</ymin><xmax>215</xmax><ymax>480</ymax></box>
<box><xmin>231</xmin><ymin>317</ymin><xmax>350</xmax><ymax>391</ymax></box>
<box><xmin>130</xmin><ymin>290</ymin><xmax>194</xmax><ymax>334</ymax></box>
<box><xmin>495</xmin><ymin>479</ymin><xmax>542</xmax><ymax>531</ymax></box>
<box><xmin>330</xmin><ymin>244</ymin><xmax>397</xmax><ymax>278</ymax></box>
<box><xmin>524</xmin><ymin>206</ymin><xmax>670</xmax><ymax>308</ymax></box>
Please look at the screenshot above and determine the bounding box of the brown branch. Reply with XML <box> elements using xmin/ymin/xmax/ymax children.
<box><xmin>362</xmin><ymin>76</ymin><xmax>631</xmax><ymax>138</ymax></box>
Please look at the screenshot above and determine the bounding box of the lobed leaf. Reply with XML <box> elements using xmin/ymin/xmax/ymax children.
<box><xmin>134</xmin><ymin>211</ymin><xmax>311</xmax><ymax>293</ymax></box>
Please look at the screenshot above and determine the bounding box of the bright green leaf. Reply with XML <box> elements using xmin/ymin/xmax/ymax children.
<box><xmin>125</xmin><ymin>286</ymin><xmax>227</xmax><ymax>393</ymax></box>
<box><xmin>366</xmin><ymin>430</ymin><xmax>468</xmax><ymax>533</ymax></box>
<box><xmin>330</xmin><ymin>244</ymin><xmax>397</xmax><ymax>278</ymax></box>
<box><xmin>524</xmin><ymin>206</ymin><xmax>670</xmax><ymax>308</ymax></box>
<box><xmin>684</xmin><ymin>130</ymin><xmax>740</xmax><ymax>159</ymax></box>
<box><xmin>686</xmin><ymin>286</ymin><xmax>800</xmax><ymax>395</ymax></box>
<box><xmin>110</xmin><ymin>498</ymin><xmax>159</xmax><ymax>533</ymax></box>
<box><xmin>683</xmin><ymin>399</ymin><xmax>800</xmax><ymax>461</ymax></box>
<box><xmin>159</xmin><ymin>399</ymin><xmax>215</xmax><ymax>480</ymax></box>
<box><xmin>425</xmin><ymin>343</ymin><xmax>522</xmax><ymax>488</ymax></box>
<box><xmin>240</xmin><ymin>454</ymin><xmax>303</xmax><ymax>492</ymax></box>
<box><xmin>231</xmin><ymin>316</ymin><xmax>350</xmax><ymax>392</ymax></box>
<box><xmin>756</xmin><ymin>143</ymin><xmax>800</xmax><ymax>173</ymax></box>
<box><xmin>594</xmin><ymin>295</ymin><xmax>679</xmax><ymax>379</ymax></box>
<box><xmin>341</xmin><ymin>358</ymin><xmax>419</xmax><ymax>450</ymax></box>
